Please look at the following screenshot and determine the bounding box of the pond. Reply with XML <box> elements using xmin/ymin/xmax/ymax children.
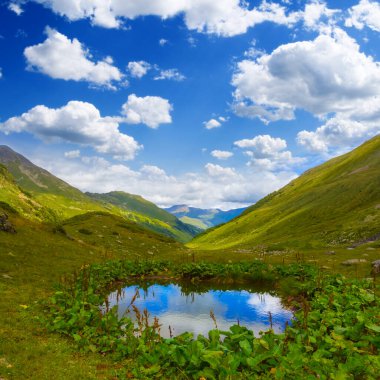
<box><xmin>105</xmin><ymin>283</ymin><xmax>293</xmax><ymax>338</ymax></box>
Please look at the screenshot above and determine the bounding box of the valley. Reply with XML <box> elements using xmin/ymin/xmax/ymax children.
<box><xmin>1</xmin><ymin>139</ymin><xmax>379</xmax><ymax>379</ymax></box>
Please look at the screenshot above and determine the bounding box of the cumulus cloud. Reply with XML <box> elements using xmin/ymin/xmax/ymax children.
<box><xmin>121</xmin><ymin>94</ymin><xmax>173</xmax><ymax>129</ymax></box>
<box><xmin>141</xmin><ymin>164</ymin><xmax>167</xmax><ymax>178</ymax></box>
<box><xmin>64</xmin><ymin>150</ymin><xmax>81</xmax><ymax>159</ymax></box>
<box><xmin>345</xmin><ymin>0</ymin><xmax>380</xmax><ymax>32</ymax></box>
<box><xmin>127</xmin><ymin>62</ymin><xmax>185</xmax><ymax>82</ymax></box>
<box><xmin>0</xmin><ymin>101</ymin><xmax>141</xmax><ymax>160</ymax></box>
<box><xmin>30</xmin><ymin>0</ymin><xmax>327</xmax><ymax>37</ymax></box>
<box><xmin>205</xmin><ymin>163</ymin><xmax>237</xmax><ymax>179</ymax></box>
<box><xmin>297</xmin><ymin>117</ymin><xmax>380</xmax><ymax>153</ymax></box>
<box><xmin>204</xmin><ymin>116</ymin><xmax>227</xmax><ymax>130</ymax></box>
<box><xmin>8</xmin><ymin>2</ymin><xmax>24</xmax><ymax>15</ymax></box>
<box><xmin>235</xmin><ymin>135</ymin><xmax>305</xmax><ymax>170</ymax></box>
<box><xmin>154</xmin><ymin>69</ymin><xmax>185</xmax><ymax>81</ymax></box>
<box><xmin>204</xmin><ymin>119</ymin><xmax>221</xmax><ymax>129</ymax></box>
<box><xmin>232</xmin><ymin>28</ymin><xmax>380</xmax><ymax>127</ymax></box>
<box><xmin>127</xmin><ymin>61</ymin><xmax>151</xmax><ymax>78</ymax></box>
<box><xmin>211</xmin><ymin>150</ymin><xmax>233</xmax><ymax>160</ymax></box>
<box><xmin>255</xmin><ymin>28</ymin><xmax>380</xmax><ymax>154</ymax></box>
<box><xmin>37</xmin><ymin>154</ymin><xmax>297</xmax><ymax>209</ymax></box>
<box><xmin>235</xmin><ymin>135</ymin><xmax>287</xmax><ymax>153</ymax></box>
<box><xmin>302</xmin><ymin>1</ymin><xmax>339</xmax><ymax>31</ymax></box>
<box><xmin>24</xmin><ymin>27</ymin><xmax>123</xmax><ymax>88</ymax></box>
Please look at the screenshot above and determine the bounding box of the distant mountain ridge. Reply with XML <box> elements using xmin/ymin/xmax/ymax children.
<box><xmin>0</xmin><ymin>146</ymin><xmax>199</xmax><ymax>242</ymax></box>
<box><xmin>189</xmin><ymin>135</ymin><xmax>380</xmax><ymax>250</ymax></box>
<box><xmin>87</xmin><ymin>192</ymin><xmax>201</xmax><ymax>242</ymax></box>
<box><xmin>165</xmin><ymin>204</ymin><xmax>246</xmax><ymax>229</ymax></box>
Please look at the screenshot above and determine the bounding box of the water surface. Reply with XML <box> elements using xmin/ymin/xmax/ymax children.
<box><xmin>107</xmin><ymin>284</ymin><xmax>293</xmax><ymax>338</ymax></box>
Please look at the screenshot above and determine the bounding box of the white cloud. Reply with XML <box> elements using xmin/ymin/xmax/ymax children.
<box><xmin>211</xmin><ymin>150</ymin><xmax>233</xmax><ymax>160</ymax></box>
<box><xmin>141</xmin><ymin>165</ymin><xmax>167</xmax><ymax>178</ymax></box>
<box><xmin>121</xmin><ymin>94</ymin><xmax>173</xmax><ymax>129</ymax></box>
<box><xmin>204</xmin><ymin>119</ymin><xmax>220</xmax><ymax>129</ymax></box>
<box><xmin>30</xmin><ymin>0</ymin><xmax>324</xmax><ymax>37</ymax></box>
<box><xmin>0</xmin><ymin>101</ymin><xmax>141</xmax><ymax>160</ymax></box>
<box><xmin>302</xmin><ymin>1</ymin><xmax>338</xmax><ymax>32</ymax></box>
<box><xmin>204</xmin><ymin>116</ymin><xmax>228</xmax><ymax>130</ymax></box>
<box><xmin>8</xmin><ymin>2</ymin><xmax>23</xmax><ymax>15</ymax></box>
<box><xmin>159</xmin><ymin>38</ymin><xmax>168</xmax><ymax>46</ymax></box>
<box><xmin>0</xmin><ymin>68</ymin><xmax>2</xmax><ymax>79</ymax></box>
<box><xmin>126</xmin><ymin>62</ymin><xmax>185</xmax><ymax>82</ymax></box>
<box><xmin>154</xmin><ymin>69</ymin><xmax>185</xmax><ymax>81</ymax></box>
<box><xmin>24</xmin><ymin>27</ymin><xmax>123</xmax><ymax>88</ymax></box>
<box><xmin>235</xmin><ymin>135</ymin><xmax>287</xmax><ymax>153</ymax></box>
<box><xmin>64</xmin><ymin>150</ymin><xmax>81</xmax><ymax>158</ymax></box>
<box><xmin>297</xmin><ymin>117</ymin><xmax>380</xmax><ymax>153</ymax></box>
<box><xmin>39</xmin><ymin>154</ymin><xmax>297</xmax><ymax>209</ymax></box>
<box><xmin>232</xmin><ymin>29</ymin><xmax>380</xmax><ymax>124</ymax></box>
<box><xmin>127</xmin><ymin>61</ymin><xmax>151</xmax><ymax>78</ymax></box>
<box><xmin>205</xmin><ymin>163</ymin><xmax>237</xmax><ymax>178</ymax></box>
<box><xmin>235</xmin><ymin>135</ymin><xmax>305</xmax><ymax>170</ymax></box>
<box><xmin>345</xmin><ymin>0</ymin><xmax>380</xmax><ymax>32</ymax></box>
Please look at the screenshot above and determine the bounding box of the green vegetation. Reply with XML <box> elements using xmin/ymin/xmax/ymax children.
<box><xmin>0</xmin><ymin>146</ymin><xmax>198</xmax><ymax>242</ymax></box>
<box><xmin>87</xmin><ymin>191</ymin><xmax>201</xmax><ymax>242</ymax></box>
<box><xmin>43</xmin><ymin>260</ymin><xmax>379</xmax><ymax>379</ymax></box>
<box><xmin>190</xmin><ymin>135</ymin><xmax>380</xmax><ymax>250</ymax></box>
<box><xmin>1</xmin><ymin>137</ymin><xmax>380</xmax><ymax>379</ymax></box>
<box><xmin>0</xmin><ymin>163</ymin><xmax>56</xmax><ymax>222</ymax></box>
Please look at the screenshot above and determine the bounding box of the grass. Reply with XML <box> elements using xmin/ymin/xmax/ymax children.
<box><xmin>190</xmin><ymin>135</ymin><xmax>380</xmax><ymax>251</ymax></box>
<box><xmin>0</xmin><ymin>207</ymin><xmax>379</xmax><ymax>379</ymax></box>
<box><xmin>0</xmin><ymin>208</ymin><xmax>200</xmax><ymax>379</ymax></box>
<box><xmin>1</xmin><ymin>137</ymin><xmax>380</xmax><ymax>378</ymax></box>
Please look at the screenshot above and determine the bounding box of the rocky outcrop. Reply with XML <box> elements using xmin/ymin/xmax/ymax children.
<box><xmin>372</xmin><ymin>260</ymin><xmax>380</xmax><ymax>275</ymax></box>
<box><xmin>0</xmin><ymin>213</ymin><xmax>16</xmax><ymax>233</ymax></box>
<box><xmin>341</xmin><ymin>259</ymin><xmax>367</xmax><ymax>266</ymax></box>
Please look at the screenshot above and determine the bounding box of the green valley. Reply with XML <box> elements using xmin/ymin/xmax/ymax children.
<box><xmin>1</xmin><ymin>139</ymin><xmax>379</xmax><ymax>379</ymax></box>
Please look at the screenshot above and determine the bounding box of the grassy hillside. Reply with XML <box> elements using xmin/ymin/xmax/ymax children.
<box><xmin>189</xmin><ymin>135</ymin><xmax>380</xmax><ymax>250</ymax></box>
<box><xmin>0</xmin><ymin>145</ymin><xmax>109</xmax><ymax>219</ymax></box>
<box><xmin>0</xmin><ymin>164</ymin><xmax>56</xmax><ymax>222</ymax></box>
<box><xmin>165</xmin><ymin>204</ymin><xmax>246</xmax><ymax>229</ymax></box>
<box><xmin>87</xmin><ymin>192</ymin><xmax>201</xmax><ymax>242</ymax></box>
<box><xmin>0</xmin><ymin>202</ymin><xmax>190</xmax><ymax>379</ymax></box>
<box><xmin>1</xmin><ymin>198</ymin><xmax>377</xmax><ymax>379</ymax></box>
<box><xmin>0</xmin><ymin>146</ymin><xmax>198</xmax><ymax>242</ymax></box>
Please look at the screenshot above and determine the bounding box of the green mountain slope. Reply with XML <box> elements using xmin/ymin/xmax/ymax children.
<box><xmin>87</xmin><ymin>192</ymin><xmax>201</xmax><ymax>242</ymax></box>
<box><xmin>165</xmin><ymin>205</ymin><xmax>246</xmax><ymax>229</ymax></box>
<box><xmin>0</xmin><ymin>145</ymin><xmax>106</xmax><ymax>219</ymax></box>
<box><xmin>0</xmin><ymin>164</ymin><xmax>56</xmax><ymax>222</ymax></box>
<box><xmin>0</xmin><ymin>146</ymin><xmax>198</xmax><ymax>242</ymax></box>
<box><xmin>189</xmin><ymin>135</ymin><xmax>380</xmax><ymax>250</ymax></box>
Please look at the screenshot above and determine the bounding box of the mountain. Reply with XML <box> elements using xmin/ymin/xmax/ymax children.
<box><xmin>0</xmin><ymin>163</ymin><xmax>56</xmax><ymax>222</ymax></box>
<box><xmin>165</xmin><ymin>205</ymin><xmax>246</xmax><ymax>229</ymax></box>
<box><xmin>0</xmin><ymin>146</ymin><xmax>198</xmax><ymax>242</ymax></box>
<box><xmin>86</xmin><ymin>192</ymin><xmax>201</xmax><ymax>242</ymax></box>
<box><xmin>189</xmin><ymin>135</ymin><xmax>380</xmax><ymax>251</ymax></box>
<box><xmin>0</xmin><ymin>145</ymin><xmax>105</xmax><ymax>219</ymax></box>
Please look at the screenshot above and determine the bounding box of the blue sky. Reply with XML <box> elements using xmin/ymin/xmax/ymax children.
<box><xmin>0</xmin><ymin>0</ymin><xmax>380</xmax><ymax>209</ymax></box>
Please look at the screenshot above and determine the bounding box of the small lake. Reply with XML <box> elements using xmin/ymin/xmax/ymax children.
<box><xmin>106</xmin><ymin>284</ymin><xmax>293</xmax><ymax>338</ymax></box>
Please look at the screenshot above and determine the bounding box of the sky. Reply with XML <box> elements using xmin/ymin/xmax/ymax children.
<box><xmin>0</xmin><ymin>0</ymin><xmax>380</xmax><ymax>210</ymax></box>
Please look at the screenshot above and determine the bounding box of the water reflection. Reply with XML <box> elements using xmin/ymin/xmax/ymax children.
<box><xmin>106</xmin><ymin>284</ymin><xmax>293</xmax><ymax>338</ymax></box>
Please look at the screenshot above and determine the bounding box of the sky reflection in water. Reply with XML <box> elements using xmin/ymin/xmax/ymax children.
<box><xmin>107</xmin><ymin>284</ymin><xmax>293</xmax><ymax>338</ymax></box>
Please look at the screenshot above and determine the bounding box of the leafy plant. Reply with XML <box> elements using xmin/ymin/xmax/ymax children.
<box><xmin>43</xmin><ymin>260</ymin><xmax>380</xmax><ymax>379</ymax></box>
